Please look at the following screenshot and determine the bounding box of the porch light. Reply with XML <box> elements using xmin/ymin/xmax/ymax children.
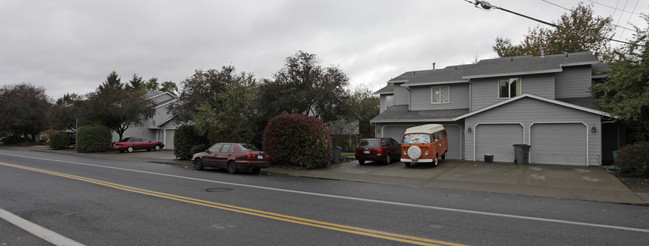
<box><xmin>591</xmin><ymin>126</ymin><xmax>597</xmax><ymax>133</ymax></box>
<box><xmin>467</xmin><ymin>127</ymin><xmax>472</xmax><ymax>133</ymax></box>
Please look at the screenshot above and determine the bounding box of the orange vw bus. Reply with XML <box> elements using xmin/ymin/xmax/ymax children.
<box><xmin>400</xmin><ymin>124</ymin><xmax>448</xmax><ymax>167</ymax></box>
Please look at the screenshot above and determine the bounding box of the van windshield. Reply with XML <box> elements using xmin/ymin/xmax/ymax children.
<box><xmin>403</xmin><ymin>134</ymin><xmax>431</xmax><ymax>144</ymax></box>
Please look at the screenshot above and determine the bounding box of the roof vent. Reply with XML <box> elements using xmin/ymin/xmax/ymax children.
<box><xmin>433</xmin><ymin>62</ymin><xmax>436</xmax><ymax>70</ymax></box>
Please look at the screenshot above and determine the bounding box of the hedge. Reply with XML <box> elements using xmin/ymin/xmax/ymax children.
<box><xmin>262</xmin><ymin>114</ymin><xmax>332</xmax><ymax>169</ymax></box>
<box><xmin>49</xmin><ymin>132</ymin><xmax>71</xmax><ymax>150</ymax></box>
<box><xmin>616</xmin><ymin>141</ymin><xmax>649</xmax><ymax>178</ymax></box>
<box><xmin>174</xmin><ymin>125</ymin><xmax>207</xmax><ymax>160</ymax></box>
<box><xmin>76</xmin><ymin>124</ymin><xmax>112</xmax><ymax>153</ymax></box>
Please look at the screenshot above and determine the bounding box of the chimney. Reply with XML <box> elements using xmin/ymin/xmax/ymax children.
<box><xmin>433</xmin><ymin>62</ymin><xmax>436</xmax><ymax>70</ymax></box>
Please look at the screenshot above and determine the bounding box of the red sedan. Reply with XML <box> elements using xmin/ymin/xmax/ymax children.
<box><xmin>111</xmin><ymin>137</ymin><xmax>164</xmax><ymax>153</ymax></box>
<box><xmin>192</xmin><ymin>143</ymin><xmax>270</xmax><ymax>174</ymax></box>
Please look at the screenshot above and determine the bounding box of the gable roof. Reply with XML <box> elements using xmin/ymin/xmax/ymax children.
<box><xmin>454</xmin><ymin>93</ymin><xmax>612</xmax><ymax>120</ymax></box>
<box><xmin>462</xmin><ymin>52</ymin><xmax>599</xmax><ymax>79</ymax></box>
<box><xmin>374</xmin><ymin>84</ymin><xmax>394</xmax><ymax>95</ymax></box>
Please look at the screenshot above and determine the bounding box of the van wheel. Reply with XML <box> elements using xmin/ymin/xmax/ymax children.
<box><xmin>441</xmin><ymin>153</ymin><xmax>446</xmax><ymax>160</ymax></box>
<box><xmin>404</xmin><ymin>162</ymin><xmax>411</xmax><ymax>167</ymax></box>
<box><xmin>433</xmin><ymin>156</ymin><xmax>439</xmax><ymax>167</ymax></box>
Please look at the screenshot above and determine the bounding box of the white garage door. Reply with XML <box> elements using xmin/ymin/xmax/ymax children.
<box><xmin>531</xmin><ymin>124</ymin><xmax>586</xmax><ymax>165</ymax></box>
<box><xmin>475</xmin><ymin>124</ymin><xmax>523</xmax><ymax>162</ymax></box>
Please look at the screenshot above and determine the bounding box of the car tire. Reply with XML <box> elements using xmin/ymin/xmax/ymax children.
<box><xmin>227</xmin><ymin>161</ymin><xmax>238</xmax><ymax>174</ymax></box>
<box><xmin>404</xmin><ymin>162</ymin><xmax>411</xmax><ymax>167</ymax></box>
<box><xmin>154</xmin><ymin>145</ymin><xmax>161</xmax><ymax>151</ymax></box>
<box><xmin>385</xmin><ymin>154</ymin><xmax>391</xmax><ymax>164</ymax></box>
<box><xmin>358</xmin><ymin>159</ymin><xmax>365</xmax><ymax>165</ymax></box>
<box><xmin>127</xmin><ymin>147</ymin><xmax>134</xmax><ymax>153</ymax></box>
<box><xmin>194</xmin><ymin>158</ymin><xmax>204</xmax><ymax>170</ymax></box>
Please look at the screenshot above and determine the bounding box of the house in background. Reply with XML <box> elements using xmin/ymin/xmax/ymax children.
<box><xmin>371</xmin><ymin>52</ymin><xmax>624</xmax><ymax>166</ymax></box>
<box><xmin>112</xmin><ymin>91</ymin><xmax>178</xmax><ymax>149</ymax></box>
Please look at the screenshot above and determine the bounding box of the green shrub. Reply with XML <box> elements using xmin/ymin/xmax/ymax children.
<box><xmin>2</xmin><ymin>135</ymin><xmax>25</xmax><ymax>145</ymax></box>
<box><xmin>262</xmin><ymin>114</ymin><xmax>332</xmax><ymax>169</ymax></box>
<box><xmin>616</xmin><ymin>142</ymin><xmax>649</xmax><ymax>178</ymax></box>
<box><xmin>49</xmin><ymin>132</ymin><xmax>71</xmax><ymax>150</ymax></box>
<box><xmin>174</xmin><ymin>125</ymin><xmax>207</xmax><ymax>160</ymax></box>
<box><xmin>76</xmin><ymin>124</ymin><xmax>112</xmax><ymax>153</ymax></box>
<box><xmin>190</xmin><ymin>144</ymin><xmax>208</xmax><ymax>155</ymax></box>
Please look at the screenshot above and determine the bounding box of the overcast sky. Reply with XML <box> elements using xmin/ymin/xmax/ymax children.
<box><xmin>1</xmin><ymin>0</ymin><xmax>647</xmax><ymax>100</ymax></box>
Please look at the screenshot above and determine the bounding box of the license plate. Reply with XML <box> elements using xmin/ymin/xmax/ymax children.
<box><xmin>257</xmin><ymin>155</ymin><xmax>263</xmax><ymax>159</ymax></box>
<box><xmin>364</xmin><ymin>150</ymin><xmax>370</xmax><ymax>154</ymax></box>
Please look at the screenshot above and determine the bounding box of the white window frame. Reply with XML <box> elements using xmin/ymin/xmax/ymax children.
<box><xmin>431</xmin><ymin>86</ymin><xmax>450</xmax><ymax>104</ymax></box>
<box><xmin>498</xmin><ymin>78</ymin><xmax>522</xmax><ymax>99</ymax></box>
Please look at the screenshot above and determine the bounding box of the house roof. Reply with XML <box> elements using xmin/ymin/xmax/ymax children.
<box><xmin>382</xmin><ymin>52</ymin><xmax>602</xmax><ymax>87</ymax></box>
<box><xmin>556</xmin><ymin>97</ymin><xmax>600</xmax><ymax>111</ymax></box>
<box><xmin>454</xmin><ymin>93</ymin><xmax>612</xmax><ymax>120</ymax></box>
<box><xmin>462</xmin><ymin>52</ymin><xmax>600</xmax><ymax>79</ymax></box>
<box><xmin>370</xmin><ymin>105</ymin><xmax>469</xmax><ymax>123</ymax></box>
<box><xmin>374</xmin><ymin>84</ymin><xmax>394</xmax><ymax>95</ymax></box>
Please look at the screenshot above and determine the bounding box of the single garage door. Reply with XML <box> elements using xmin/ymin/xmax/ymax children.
<box><xmin>383</xmin><ymin>126</ymin><xmax>408</xmax><ymax>142</ymax></box>
<box><xmin>442</xmin><ymin>124</ymin><xmax>462</xmax><ymax>160</ymax></box>
<box><xmin>475</xmin><ymin>124</ymin><xmax>523</xmax><ymax>162</ymax></box>
<box><xmin>531</xmin><ymin>123</ymin><xmax>586</xmax><ymax>165</ymax></box>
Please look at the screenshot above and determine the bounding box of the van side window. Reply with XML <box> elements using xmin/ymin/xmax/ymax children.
<box><xmin>441</xmin><ymin>130</ymin><xmax>447</xmax><ymax>138</ymax></box>
<box><xmin>432</xmin><ymin>133</ymin><xmax>438</xmax><ymax>143</ymax></box>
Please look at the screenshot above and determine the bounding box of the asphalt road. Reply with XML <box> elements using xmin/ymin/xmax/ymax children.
<box><xmin>1</xmin><ymin>149</ymin><xmax>648</xmax><ymax>246</ymax></box>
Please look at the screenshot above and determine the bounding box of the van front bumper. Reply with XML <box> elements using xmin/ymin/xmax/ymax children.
<box><xmin>400</xmin><ymin>158</ymin><xmax>434</xmax><ymax>163</ymax></box>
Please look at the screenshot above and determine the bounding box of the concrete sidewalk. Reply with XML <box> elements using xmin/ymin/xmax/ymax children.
<box><xmin>19</xmin><ymin>146</ymin><xmax>649</xmax><ymax>205</ymax></box>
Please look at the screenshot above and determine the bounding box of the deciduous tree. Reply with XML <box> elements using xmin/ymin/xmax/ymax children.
<box><xmin>0</xmin><ymin>83</ymin><xmax>52</xmax><ymax>142</ymax></box>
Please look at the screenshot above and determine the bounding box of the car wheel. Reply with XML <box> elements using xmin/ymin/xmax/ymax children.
<box><xmin>154</xmin><ymin>145</ymin><xmax>161</xmax><ymax>151</ymax></box>
<box><xmin>227</xmin><ymin>161</ymin><xmax>238</xmax><ymax>174</ymax></box>
<box><xmin>127</xmin><ymin>147</ymin><xmax>134</xmax><ymax>153</ymax></box>
<box><xmin>433</xmin><ymin>156</ymin><xmax>439</xmax><ymax>167</ymax></box>
<box><xmin>194</xmin><ymin>158</ymin><xmax>204</xmax><ymax>170</ymax></box>
<box><xmin>358</xmin><ymin>159</ymin><xmax>365</xmax><ymax>165</ymax></box>
<box><xmin>385</xmin><ymin>154</ymin><xmax>391</xmax><ymax>164</ymax></box>
<box><xmin>404</xmin><ymin>162</ymin><xmax>411</xmax><ymax>167</ymax></box>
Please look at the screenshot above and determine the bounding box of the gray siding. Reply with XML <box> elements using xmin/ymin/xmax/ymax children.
<box><xmin>380</xmin><ymin>95</ymin><xmax>387</xmax><ymax>113</ymax></box>
<box><xmin>555</xmin><ymin>66</ymin><xmax>592</xmax><ymax>98</ymax></box>
<box><xmin>470</xmin><ymin>74</ymin><xmax>555</xmax><ymax>111</ymax></box>
<box><xmin>393</xmin><ymin>83</ymin><xmax>410</xmax><ymax>106</ymax></box>
<box><xmin>410</xmin><ymin>84</ymin><xmax>469</xmax><ymax>110</ymax></box>
<box><xmin>464</xmin><ymin>98</ymin><xmax>601</xmax><ymax>165</ymax></box>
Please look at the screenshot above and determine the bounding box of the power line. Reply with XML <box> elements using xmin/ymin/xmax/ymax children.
<box><xmin>587</xmin><ymin>0</ymin><xmax>639</xmax><ymax>15</ymax></box>
<box><xmin>464</xmin><ymin>0</ymin><xmax>641</xmax><ymax>46</ymax></box>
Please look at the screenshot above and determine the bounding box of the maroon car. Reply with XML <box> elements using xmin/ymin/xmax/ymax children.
<box><xmin>355</xmin><ymin>138</ymin><xmax>401</xmax><ymax>165</ymax></box>
<box><xmin>111</xmin><ymin>137</ymin><xmax>164</xmax><ymax>153</ymax></box>
<box><xmin>192</xmin><ymin>143</ymin><xmax>270</xmax><ymax>174</ymax></box>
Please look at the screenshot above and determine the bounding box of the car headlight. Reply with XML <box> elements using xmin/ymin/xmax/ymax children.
<box><xmin>403</xmin><ymin>151</ymin><xmax>407</xmax><ymax>156</ymax></box>
<box><xmin>425</xmin><ymin>151</ymin><xmax>430</xmax><ymax>156</ymax></box>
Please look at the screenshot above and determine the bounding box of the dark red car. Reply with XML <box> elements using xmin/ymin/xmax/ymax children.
<box><xmin>355</xmin><ymin>138</ymin><xmax>401</xmax><ymax>165</ymax></box>
<box><xmin>111</xmin><ymin>137</ymin><xmax>164</xmax><ymax>153</ymax></box>
<box><xmin>192</xmin><ymin>143</ymin><xmax>270</xmax><ymax>174</ymax></box>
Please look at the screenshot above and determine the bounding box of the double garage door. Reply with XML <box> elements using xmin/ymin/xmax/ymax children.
<box><xmin>475</xmin><ymin>123</ymin><xmax>587</xmax><ymax>165</ymax></box>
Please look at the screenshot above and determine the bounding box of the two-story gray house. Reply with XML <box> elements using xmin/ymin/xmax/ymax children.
<box><xmin>111</xmin><ymin>91</ymin><xmax>178</xmax><ymax>149</ymax></box>
<box><xmin>371</xmin><ymin>52</ymin><xmax>623</xmax><ymax>166</ymax></box>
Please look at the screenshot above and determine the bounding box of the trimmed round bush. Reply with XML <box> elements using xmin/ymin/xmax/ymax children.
<box><xmin>76</xmin><ymin>124</ymin><xmax>111</xmax><ymax>153</ymax></box>
<box><xmin>174</xmin><ymin>125</ymin><xmax>207</xmax><ymax>160</ymax></box>
<box><xmin>49</xmin><ymin>132</ymin><xmax>71</xmax><ymax>150</ymax></box>
<box><xmin>262</xmin><ymin>114</ymin><xmax>332</xmax><ymax>169</ymax></box>
<box><xmin>616</xmin><ymin>141</ymin><xmax>649</xmax><ymax>178</ymax></box>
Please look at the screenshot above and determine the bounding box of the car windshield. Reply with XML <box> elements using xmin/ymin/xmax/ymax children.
<box><xmin>358</xmin><ymin>139</ymin><xmax>379</xmax><ymax>148</ymax></box>
<box><xmin>239</xmin><ymin>144</ymin><xmax>259</xmax><ymax>151</ymax></box>
<box><xmin>403</xmin><ymin>134</ymin><xmax>431</xmax><ymax>144</ymax></box>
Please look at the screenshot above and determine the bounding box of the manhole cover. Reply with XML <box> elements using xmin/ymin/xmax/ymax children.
<box><xmin>205</xmin><ymin>188</ymin><xmax>234</xmax><ymax>193</ymax></box>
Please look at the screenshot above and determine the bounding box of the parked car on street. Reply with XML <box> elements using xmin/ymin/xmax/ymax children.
<box><xmin>355</xmin><ymin>138</ymin><xmax>401</xmax><ymax>165</ymax></box>
<box><xmin>111</xmin><ymin>137</ymin><xmax>164</xmax><ymax>153</ymax></box>
<box><xmin>192</xmin><ymin>143</ymin><xmax>270</xmax><ymax>174</ymax></box>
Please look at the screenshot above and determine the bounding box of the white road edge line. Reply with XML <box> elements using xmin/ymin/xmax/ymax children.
<box><xmin>2</xmin><ymin>152</ymin><xmax>649</xmax><ymax>234</ymax></box>
<box><xmin>0</xmin><ymin>208</ymin><xmax>85</xmax><ymax>246</ymax></box>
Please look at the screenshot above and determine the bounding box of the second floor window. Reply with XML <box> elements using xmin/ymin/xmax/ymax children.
<box><xmin>499</xmin><ymin>78</ymin><xmax>521</xmax><ymax>98</ymax></box>
<box><xmin>385</xmin><ymin>95</ymin><xmax>394</xmax><ymax>108</ymax></box>
<box><xmin>431</xmin><ymin>86</ymin><xmax>449</xmax><ymax>104</ymax></box>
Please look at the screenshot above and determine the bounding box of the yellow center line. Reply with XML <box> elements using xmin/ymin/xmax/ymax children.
<box><xmin>0</xmin><ymin>161</ymin><xmax>466</xmax><ymax>246</ymax></box>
